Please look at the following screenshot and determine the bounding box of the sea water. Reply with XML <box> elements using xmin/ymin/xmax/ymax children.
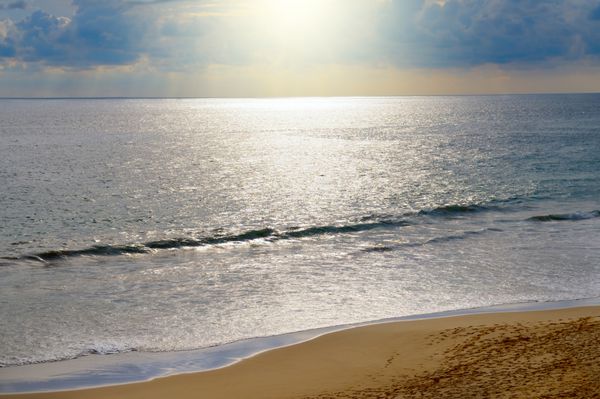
<box><xmin>0</xmin><ymin>95</ymin><xmax>599</xmax><ymax>384</ymax></box>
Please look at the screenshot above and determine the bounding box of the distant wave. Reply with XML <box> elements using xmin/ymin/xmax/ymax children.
<box><xmin>418</xmin><ymin>203</ymin><xmax>489</xmax><ymax>216</ymax></box>
<box><xmin>362</xmin><ymin>196</ymin><xmax>523</xmax><ymax>222</ymax></box>
<box><xmin>361</xmin><ymin>245</ymin><xmax>395</xmax><ymax>253</ymax></box>
<box><xmin>527</xmin><ymin>210</ymin><xmax>600</xmax><ymax>222</ymax></box>
<box><xmin>12</xmin><ymin>197</ymin><xmax>562</xmax><ymax>263</ymax></box>
<box><xmin>416</xmin><ymin>195</ymin><xmax>526</xmax><ymax>217</ymax></box>
<box><xmin>18</xmin><ymin>219</ymin><xmax>413</xmax><ymax>263</ymax></box>
<box><xmin>360</xmin><ymin>228</ymin><xmax>502</xmax><ymax>253</ymax></box>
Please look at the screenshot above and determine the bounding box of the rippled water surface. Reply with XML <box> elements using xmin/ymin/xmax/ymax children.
<box><xmin>1</xmin><ymin>95</ymin><xmax>599</xmax><ymax>367</ymax></box>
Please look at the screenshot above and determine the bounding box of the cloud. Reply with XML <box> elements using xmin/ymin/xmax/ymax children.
<box><xmin>12</xmin><ymin>10</ymin><xmax>71</xmax><ymax>63</ymax></box>
<box><xmin>0</xmin><ymin>0</ymin><xmax>157</xmax><ymax>67</ymax></box>
<box><xmin>0</xmin><ymin>0</ymin><xmax>28</xmax><ymax>10</ymax></box>
<box><xmin>379</xmin><ymin>0</ymin><xmax>600</xmax><ymax>67</ymax></box>
<box><xmin>591</xmin><ymin>4</ymin><xmax>600</xmax><ymax>20</ymax></box>
<box><xmin>1</xmin><ymin>0</ymin><xmax>600</xmax><ymax>72</ymax></box>
<box><xmin>66</xmin><ymin>0</ymin><xmax>149</xmax><ymax>65</ymax></box>
<box><xmin>0</xmin><ymin>19</ymin><xmax>17</xmax><ymax>56</ymax></box>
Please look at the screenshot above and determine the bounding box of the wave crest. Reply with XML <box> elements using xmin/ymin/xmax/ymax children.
<box><xmin>528</xmin><ymin>210</ymin><xmax>600</xmax><ymax>222</ymax></box>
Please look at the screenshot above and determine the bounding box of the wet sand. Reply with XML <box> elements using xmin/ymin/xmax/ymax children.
<box><xmin>4</xmin><ymin>305</ymin><xmax>600</xmax><ymax>399</ymax></box>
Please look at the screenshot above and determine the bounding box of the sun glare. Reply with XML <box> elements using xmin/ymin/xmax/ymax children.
<box><xmin>260</xmin><ymin>0</ymin><xmax>335</xmax><ymax>41</ymax></box>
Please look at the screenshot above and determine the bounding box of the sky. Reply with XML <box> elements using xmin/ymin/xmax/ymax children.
<box><xmin>1</xmin><ymin>0</ymin><xmax>600</xmax><ymax>97</ymax></box>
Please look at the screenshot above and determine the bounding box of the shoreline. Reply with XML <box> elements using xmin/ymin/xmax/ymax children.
<box><xmin>1</xmin><ymin>297</ymin><xmax>599</xmax><ymax>397</ymax></box>
<box><xmin>3</xmin><ymin>304</ymin><xmax>599</xmax><ymax>398</ymax></box>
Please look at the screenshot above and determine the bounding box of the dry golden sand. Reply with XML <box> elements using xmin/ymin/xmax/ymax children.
<box><xmin>308</xmin><ymin>312</ymin><xmax>600</xmax><ymax>398</ymax></box>
<box><xmin>4</xmin><ymin>306</ymin><xmax>600</xmax><ymax>399</ymax></box>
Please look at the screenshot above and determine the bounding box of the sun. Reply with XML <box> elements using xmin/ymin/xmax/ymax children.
<box><xmin>259</xmin><ymin>0</ymin><xmax>335</xmax><ymax>41</ymax></box>
<box><xmin>240</xmin><ymin>0</ymin><xmax>348</xmax><ymax>63</ymax></box>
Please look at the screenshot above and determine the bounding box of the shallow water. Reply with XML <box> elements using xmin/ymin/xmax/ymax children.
<box><xmin>1</xmin><ymin>95</ymin><xmax>599</xmax><ymax>370</ymax></box>
<box><xmin>2</xmin><ymin>298</ymin><xmax>598</xmax><ymax>394</ymax></box>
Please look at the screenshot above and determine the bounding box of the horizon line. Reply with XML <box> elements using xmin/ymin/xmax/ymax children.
<box><xmin>1</xmin><ymin>91</ymin><xmax>599</xmax><ymax>100</ymax></box>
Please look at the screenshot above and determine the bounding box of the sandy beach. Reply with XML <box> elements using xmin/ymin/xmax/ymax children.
<box><xmin>3</xmin><ymin>305</ymin><xmax>599</xmax><ymax>399</ymax></box>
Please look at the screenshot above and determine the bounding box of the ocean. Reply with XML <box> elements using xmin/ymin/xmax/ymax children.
<box><xmin>1</xmin><ymin>95</ymin><xmax>599</xmax><ymax>389</ymax></box>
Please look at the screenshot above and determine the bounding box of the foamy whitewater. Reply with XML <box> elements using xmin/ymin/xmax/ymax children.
<box><xmin>1</xmin><ymin>95</ymin><xmax>599</xmax><ymax>390</ymax></box>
